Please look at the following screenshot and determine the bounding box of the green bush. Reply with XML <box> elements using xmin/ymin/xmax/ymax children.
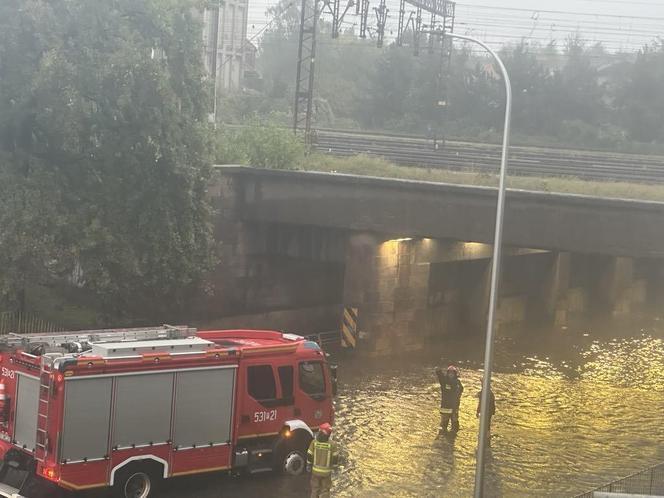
<box><xmin>215</xmin><ymin>122</ymin><xmax>306</xmax><ymax>169</ymax></box>
<box><xmin>215</xmin><ymin>127</ymin><xmax>247</xmax><ymax>165</ymax></box>
<box><xmin>240</xmin><ymin>122</ymin><xmax>306</xmax><ymax>169</ymax></box>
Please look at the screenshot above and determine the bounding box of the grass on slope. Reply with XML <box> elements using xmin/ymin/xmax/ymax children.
<box><xmin>302</xmin><ymin>154</ymin><xmax>664</xmax><ymax>202</ymax></box>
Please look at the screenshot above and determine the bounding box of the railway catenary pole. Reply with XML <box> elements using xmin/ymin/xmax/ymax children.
<box><xmin>445</xmin><ymin>33</ymin><xmax>512</xmax><ymax>498</ymax></box>
<box><xmin>211</xmin><ymin>0</ymin><xmax>222</xmax><ymax>128</ymax></box>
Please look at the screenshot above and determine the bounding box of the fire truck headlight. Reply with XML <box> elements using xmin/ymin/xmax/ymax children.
<box><xmin>42</xmin><ymin>467</ymin><xmax>58</xmax><ymax>480</ymax></box>
<box><xmin>280</xmin><ymin>427</ymin><xmax>292</xmax><ymax>438</ymax></box>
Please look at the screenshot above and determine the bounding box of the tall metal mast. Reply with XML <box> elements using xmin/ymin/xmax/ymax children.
<box><xmin>292</xmin><ymin>0</ymin><xmax>456</xmax><ymax>141</ymax></box>
<box><xmin>293</xmin><ymin>0</ymin><xmax>321</xmax><ymax>143</ymax></box>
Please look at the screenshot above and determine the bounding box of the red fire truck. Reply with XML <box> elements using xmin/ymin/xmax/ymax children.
<box><xmin>0</xmin><ymin>325</ymin><xmax>337</xmax><ymax>498</ymax></box>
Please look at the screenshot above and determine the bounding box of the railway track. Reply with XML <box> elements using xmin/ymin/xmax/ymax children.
<box><xmin>313</xmin><ymin>129</ymin><xmax>664</xmax><ymax>184</ymax></box>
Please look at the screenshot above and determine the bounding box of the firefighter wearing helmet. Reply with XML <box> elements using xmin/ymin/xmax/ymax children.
<box><xmin>307</xmin><ymin>423</ymin><xmax>339</xmax><ymax>498</ymax></box>
<box><xmin>435</xmin><ymin>364</ymin><xmax>464</xmax><ymax>433</ymax></box>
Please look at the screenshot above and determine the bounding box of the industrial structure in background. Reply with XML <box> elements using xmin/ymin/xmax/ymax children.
<box><xmin>293</xmin><ymin>0</ymin><xmax>456</xmax><ymax>142</ymax></box>
<box><xmin>202</xmin><ymin>0</ymin><xmax>253</xmax><ymax>120</ymax></box>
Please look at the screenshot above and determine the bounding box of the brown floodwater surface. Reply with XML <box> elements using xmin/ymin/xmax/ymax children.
<box><xmin>89</xmin><ymin>317</ymin><xmax>664</xmax><ymax>497</ymax></box>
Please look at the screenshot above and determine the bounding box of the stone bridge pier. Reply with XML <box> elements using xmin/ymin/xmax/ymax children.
<box><xmin>343</xmin><ymin>236</ymin><xmax>545</xmax><ymax>354</ymax></box>
<box><xmin>341</xmin><ymin>237</ymin><xmax>659</xmax><ymax>355</ymax></box>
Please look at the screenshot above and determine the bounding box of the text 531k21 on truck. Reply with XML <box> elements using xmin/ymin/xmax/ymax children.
<box><xmin>0</xmin><ymin>325</ymin><xmax>337</xmax><ymax>498</ymax></box>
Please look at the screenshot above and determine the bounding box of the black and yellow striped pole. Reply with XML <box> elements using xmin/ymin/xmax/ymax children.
<box><xmin>340</xmin><ymin>307</ymin><xmax>359</xmax><ymax>348</ymax></box>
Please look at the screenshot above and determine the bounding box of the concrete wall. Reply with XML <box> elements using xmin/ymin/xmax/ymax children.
<box><xmin>343</xmin><ymin>237</ymin><xmax>432</xmax><ymax>354</ymax></box>
<box><xmin>217</xmin><ymin>166</ymin><xmax>664</xmax><ymax>258</ymax></box>
<box><xmin>200</xmin><ymin>304</ymin><xmax>342</xmax><ymax>336</ymax></box>
<box><xmin>200</xmin><ymin>172</ymin><xmax>347</xmax><ymax>332</ymax></box>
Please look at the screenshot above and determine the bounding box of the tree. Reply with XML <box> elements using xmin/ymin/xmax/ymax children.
<box><xmin>555</xmin><ymin>35</ymin><xmax>606</xmax><ymax>125</ymax></box>
<box><xmin>617</xmin><ymin>41</ymin><xmax>664</xmax><ymax>142</ymax></box>
<box><xmin>499</xmin><ymin>42</ymin><xmax>551</xmax><ymax>133</ymax></box>
<box><xmin>252</xmin><ymin>3</ymin><xmax>664</xmax><ymax>150</ymax></box>
<box><xmin>361</xmin><ymin>45</ymin><xmax>416</xmax><ymax>129</ymax></box>
<box><xmin>215</xmin><ymin>121</ymin><xmax>305</xmax><ymax>169</ymax></box>
<box><xmin>0</xmin><ymin>0</ymin><xmax>215</xmax><ymax>322</ymax></box>
<box><xmin>258</xmin><ymin>0</ymin><xmax>303</xmax><ymax>103</ymax></box>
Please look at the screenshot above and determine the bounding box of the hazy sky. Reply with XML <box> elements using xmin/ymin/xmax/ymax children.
<box><xmin>476</xmin><ymin>0</ymin><xmax>664</xmax><ymax>16</ymax></box>
<box><xmin>247</xmin><ymin>0</ymin><xmax>664</xmax><ymax>52</ymax></box>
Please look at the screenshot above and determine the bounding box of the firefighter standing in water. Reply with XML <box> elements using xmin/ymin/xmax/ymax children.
<box><xmin>476</xmin><ymin>379</ymin><xmax>496</xmax><ymax>442</ymax></box>
<box><xmin>436</xmin><ymin>365</ymin><xmax>464</xmax><ymax>433</ymax></box>
<box><xmin>307</xmin><ymin>423</ymin><xmax>339</xmax><ymax>498</ymax></box>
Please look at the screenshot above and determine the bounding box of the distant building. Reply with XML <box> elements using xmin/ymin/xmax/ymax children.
<box><xmin>244</xmin><ymin>40</ymin><xmax>257</xmax><ymax>72</ymax></box>
<box><xmin>242</xmin><ymin>41</ymin><xmax>262</xmax><ymax>90</ymax></box>
<box><xmin>202</xmin><ymin>0</ymin><xmax>249</xmax><ymax>94</ymax></box>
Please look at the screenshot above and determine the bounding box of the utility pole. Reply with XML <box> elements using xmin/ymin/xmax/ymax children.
<box><xmin>211</xmin><ymin>0</ymin><xmax>222</xmax><ymax>127</ymax></box>
<box><xmin>445</xmin><ymin>33</ymin><xmax>512</xmax><ymax>498</ymax></box>
<box><xmin>293</xmin><ymin>0</ymin><xmax>321</xmax><ymax>143</ymax></box>
<box><xmin>375</xmin><ymin>0</ymin><xmax>389</xmax><ymax>48</ymax></box>
<box><xmin>293</xmin><ymin>0</ymin><xmax>456</xmax><ymax>140</ymax></box>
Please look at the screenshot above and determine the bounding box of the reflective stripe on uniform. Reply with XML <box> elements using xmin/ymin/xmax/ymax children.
<box><xmin>440</xmin><ymin>408</ymin><xmax>453</xmax><ymax>414</ymax></box>
<box><xmin>310</xmin><ymin>441</ymin><xmax>334</xmax><ymax>476</ymax></box>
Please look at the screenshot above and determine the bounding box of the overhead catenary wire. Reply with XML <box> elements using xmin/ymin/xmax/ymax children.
<box><xmin>258</xmin><ymin>37</ymin><xmax>654</xmax><ymax>60</ymax></box>
<box><xmin>246</xmin><ymin>0</ymin><xmax>664</xmax><ymax>24</ymax></box>
<box><xmin>455</xmin><ymin>2</ymin><xmax>664</xmax><ymax>22</ymax></box>
<box><xmin>247</xmin><ymin>0</ymin><xmax>663</xmax><ymax>52</ymax></box>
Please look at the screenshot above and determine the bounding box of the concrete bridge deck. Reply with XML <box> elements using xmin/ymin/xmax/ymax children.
<box><xmin>214</xmin><ymin>166</ymin><xmax>664</xmax><ymax>258</ymax></box>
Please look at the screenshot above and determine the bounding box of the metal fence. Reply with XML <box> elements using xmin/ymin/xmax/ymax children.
<box><xmin>306</xmin><ymin>330</ymin><xmax>342</xmax><ymax>350</ymax></box>
<box><xmin>0</xmin><ymin>311</ymin><xmax>64</xmax><ymax>335</ymax></box>
<box><xmin>575</xmin><ymin>462</ymin><xmax>664</xmax><ymax>497</ymax></box>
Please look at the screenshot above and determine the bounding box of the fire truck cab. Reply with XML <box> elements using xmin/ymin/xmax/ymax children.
<box><xmin>0</xmin><ymin>326</ymin><xmax>336</xmax><ymax>498</ymax></box>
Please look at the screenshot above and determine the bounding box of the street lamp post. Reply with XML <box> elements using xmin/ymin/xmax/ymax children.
<box><xmin>445</xmin><ymin>32</ymin><xmax>513</xmax><ymax>498</ymax></box>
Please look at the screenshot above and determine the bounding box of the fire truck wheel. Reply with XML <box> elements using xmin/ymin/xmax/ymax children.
<box><xmin>275</xmin><ymin>431</ymin><xmax>312</xmax><ymax>476</ymax></box>
<box><xmin>113</xmin><ymin>463</ymin><xmax>163</xmax><ymax>498</ymax></box>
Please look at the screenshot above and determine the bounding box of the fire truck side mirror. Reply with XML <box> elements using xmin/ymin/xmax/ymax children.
<box><xmin>330</xmin><ymin>364</ymin><xmax>338</xmax><ymax>397</ymax></box>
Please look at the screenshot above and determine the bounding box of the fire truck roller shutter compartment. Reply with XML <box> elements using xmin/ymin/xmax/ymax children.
<box><xmin>113</xmin><ymin>372</ymin><xmax>173</xmax><ymax>448</ymax></box>
<box><xmin>61</xmin><ymin>377</ymin><xmax>113</xmax><ymax>461</ymax></box>
<box><xmin>173</xmin><ymin>367</ymin><xmax>235</xmax><ymax>448</ymax></box>
<box><xmin>14</xmin><ymin>373</ymin><xmax>40</xmax><ymax>452</ymax></box>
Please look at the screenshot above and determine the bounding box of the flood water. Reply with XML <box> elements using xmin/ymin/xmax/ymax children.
<box><xmin>94</xmin><ymin>316</ymin><xmax>664</xmax><ymax>498</ymax></box>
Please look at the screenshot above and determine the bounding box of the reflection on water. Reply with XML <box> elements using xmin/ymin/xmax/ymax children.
<box><xmin>158</xmin><ymin>318</ymin><xmax>664</xmax><ymax>498</ymax></box>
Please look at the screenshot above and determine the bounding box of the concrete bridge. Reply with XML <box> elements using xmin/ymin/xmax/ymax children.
<box><xmin>202</xmin><ymin>166</ymin><xmax>664</xmax><ymax>354</ymax></box>
<box><xmin>217</xmin><ymin>166</ymin><xmax>664</xmax><ymax>258</ymax></box>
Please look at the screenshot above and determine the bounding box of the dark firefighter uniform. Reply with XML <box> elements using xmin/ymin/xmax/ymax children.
<box><xmin>476</xmin><ymin>388</ymin><xmax>496</xmax><ymax>439</ymax></box>
<box><xmin>307</xmin><ymin>423</ymin><xmax>339</xmax><ymax>498</ymax></box>
<box><xmin>437</xmin><ymin>366</ymin><xmax>464</xmax><ymax>432</ymax></box>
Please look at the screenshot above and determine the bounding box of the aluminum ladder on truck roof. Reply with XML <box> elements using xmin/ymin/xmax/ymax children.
<box><xmin>0</xmin><ymin>325</ymin><xmax>196</xmax><ymax>350</ymax></box>
<box><xmin>34</xmin><ymin>363</ymin><xmax>54</xmax><ymax>463</ymax></box>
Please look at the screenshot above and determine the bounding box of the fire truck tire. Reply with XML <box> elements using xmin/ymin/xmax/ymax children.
<box><xmin>274</xmin><ymin>430</ymin><xmax>312</xmax><ymax>476</ymax></box>
<box><xmin>113</xmin><ymin>463</ymin><xmax>163</xmax><ymax>498</ymax></box>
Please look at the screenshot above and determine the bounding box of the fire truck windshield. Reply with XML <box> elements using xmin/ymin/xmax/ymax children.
<box><xmin>299</xmin><ymin>361</ymin><xmax>325</xmax><ymax>395</ymax></box>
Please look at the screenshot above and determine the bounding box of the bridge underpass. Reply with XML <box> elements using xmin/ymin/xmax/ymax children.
<box><xmin>202</xmin><ymin>167</ymin><xmax>664</xmax><ymax>354</ymax></box>
<box><xmin>342</xmin><ymin>236</ymin><xmax>655</xmax><ymax>354</ymax></box>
